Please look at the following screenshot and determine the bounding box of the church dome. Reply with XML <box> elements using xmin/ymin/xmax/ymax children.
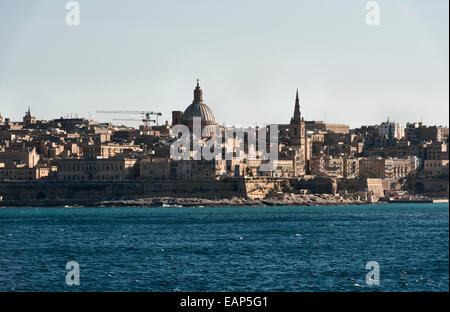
<box><xmin>183</xmin><ymin>103</ymin><xmax>215</xmax><ymax>125</ymax></box>
<box><xmin>182</xmin><ymin>80</ymin><xmax>216</xmax><ymax>126</ymax></box>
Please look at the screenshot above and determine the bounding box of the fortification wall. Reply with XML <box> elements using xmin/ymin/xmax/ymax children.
<box><xmin>366</xmin><ymin>178</ymin><xmax>385</xmax><ymax>198</ymax></box>
<box><xmin>406</xmin><ymin>176</ymin><xmax>449</xmax><ymax>197</ymax></box>
<box><xmin>337</xmin><ymin>178</ymin><xmax>385</xmax><ymax>198</ymax></box>
<box><xmin>337</xmin><ymin>179</ymin><xmax>368</xmax><ymax>193</ymax></box>
<box><xmin>143</xmin><ymin>178</ymin><xmax>247</xmax><ymax>198</ymax></box>
<box><xmin>0</xmin><ymin>181</ymin><xmax>145</xmax><ymax>201</ymax></box>
<box><xmin>289</xmin><ymin>177</ymin><xmax>335</xmax><ymax>194</ymax></box>
<box><xmin>0</xmin><ymin>176</ymin><xmax>352</xmax><ymax>205</ymax></box>
<box><xmin>243</xmin><ymin>177</ymin><xmax>291</xmax><ymax>199</ymax></box>
<box><xmin>0</xmin><ymin>179</ymin><xmax>247</xmax><ymax>202</ymax></box>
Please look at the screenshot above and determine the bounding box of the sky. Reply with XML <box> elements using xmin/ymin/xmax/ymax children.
<box><xmin>0</xmin><ymin>0</ymin><xmax>448</xmax><ymax>128</ymax></box>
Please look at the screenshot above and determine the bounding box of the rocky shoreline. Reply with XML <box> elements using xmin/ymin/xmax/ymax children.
<box><xmin>0</xmin><ymin>193</ymin><xmax>374</xmax><ymax>207</ymax></box>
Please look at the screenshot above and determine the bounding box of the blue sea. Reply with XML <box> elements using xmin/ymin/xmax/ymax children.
<box><xmin>0</xmin><ymin>203</ymin><xmax>448</xmax><ymax>292</ymax></box>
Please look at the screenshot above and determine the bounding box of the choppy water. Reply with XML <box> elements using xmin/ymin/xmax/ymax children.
<box><xmin>0</xmin><ymin>203</ymin><xmax>448</xmax><ymax>291</ymax></box>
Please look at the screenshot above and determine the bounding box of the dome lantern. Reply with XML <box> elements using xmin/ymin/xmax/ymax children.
<box><xmin>182</xmin><ymin>80</ymin><xmax>216</xmax><ymax>127</ymax></box>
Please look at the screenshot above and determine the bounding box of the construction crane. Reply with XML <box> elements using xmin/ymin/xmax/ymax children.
<box><xmin>96</xmin><ymin>110</ymin><xmax>162</xmax><ymax>127</ymax></box>
<box><xmin>112</xmin><ymin>118</ymin><xmax>156</xmax><ymax>126</ymax></box>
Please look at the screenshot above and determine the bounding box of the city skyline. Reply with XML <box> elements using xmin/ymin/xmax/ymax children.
<box><xmin>0</xmin><ymin>0</ymin><xmax>449</xmax><ymax>128</ymax></box>
<box><xmin>1</xmin><ymin>86</ymin><xmax>448</xmax><ymax>130</ymax></box>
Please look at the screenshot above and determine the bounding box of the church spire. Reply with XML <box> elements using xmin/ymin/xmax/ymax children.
<box><xmin>193</xmin><ymin>79</ymin><xmax>203</xmax><ymax>103</ymax></box>
<box><xmin>292</xmin><ymin>89</ymin><xmax>301</xmax><ymax>123</ymax></box>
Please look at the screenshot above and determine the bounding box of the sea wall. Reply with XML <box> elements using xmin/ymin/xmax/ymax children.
<box><xmin>142</xmin><ymin>178</ymin><xmax>247</xmax><ymax>198</ymax></box>
<box><xmin>406</xmin><ymin>176</ymin><xmax>449</xmax><ymax>198</ymax></box>
<box><xmin>0</xmin><ymin>176</ymin><xmax>388</xmax><ymax>206</ymax></box>
<box><xmin>0</xmin><ymin>179</ymin><xmax>247</xmax><ymax>202</ymax></box>
<box><xmin>290</xmin><ymin>177</ymin><xmax>336</xmax><ymax>194</ymax></box>
<box><xmin>0</xmin><ymin>181</ymin><xmax>145</xmax><ymax>201</ymax></box>
<box><xmin>336</xmin><ymin>178</ymin><xmax>384</xmax><ymax>198</ymax></box>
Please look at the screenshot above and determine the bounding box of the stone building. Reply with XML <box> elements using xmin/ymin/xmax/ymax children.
<box><xmin>423</xmin><ymin>160</ymin><xmax>449</xmax><ymax>176</ymax></box>
<box><xmin>82</xmin><ymin>143</ymin><xmax>142</xmax><ymax>159</ymax></box>
<box><xmin>0</xmin><ymin>147</ymin><xmax>39</xmax><ymax>168</ymax></box>
<box><xmin>0</xmin><ymin>164</ymin><xmax>54</xmax><ymax>181</ymax></box>
<box><xmin>359</xmin><ymin>157</ymin><xmax>411</xmax><ymax>180</ymax></box>
<box><xmin>171</xmin><ymin>111</ymin><xmax>183</xmax><ymax>127</ymax></box>
<box><xmin>305</xmin><ymin>121</ymin><xmax>350</xmax><ymax>134</ymax></box>
<box><xmin>139</xmin><ymin>157</ymin><xmax>170</xmax><ymax>179</ymax></box>
<box><xmin>385</xmin><ymin>158</ymin><xmax>411</xmax><ymax>180</ymax></box>
<box><xmin>310</xmin><ymin>155</ymin><xmax>345</xmax><ymax>178</ymax></box>
<box><xmin>420</xmin><ymin>141</ymin><xmax>449</xmax><ymax>176</ymax></box>
<box><xmin>262</xmin><ymin>159</ymin><xmax>295</xmax><ymax>178</ymax></box>
<box><xmin>423</xmin><ymin>141</ymin><xmax>448</xmax><ymax>161</ymax></box>
<box><xmin>343</xmin><ymin>158</ymin><xmax>359</xmax><ymax>179</ymax></box>
<box><xmin>406</xmin><ymin>122</ymin><xmax>443</xmax><ymax>143</ymax></box>
<box><xmin>57</xmin><ymin>158</ymin><xmax>138</xmax><ymax>181</ymax></box>
<box><xmin>359</xmin><ymin>158</ymin><xmax>387</xmax><ymax>179</ymax></box>
<box><xmin>379</xmin><ymin>119</ymin><xmax>404</xmax><ymax>140</ymax></box>
<box><xmin>169</xmin><ymin>159</ymin><xmax>225</xmax><ymax>180</ymax></box>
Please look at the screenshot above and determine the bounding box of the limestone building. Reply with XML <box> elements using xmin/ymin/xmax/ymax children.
<box><xmin>0</xmin><ymin>148</ymin><xmax>39</xmax><ymax>168</ymax></box>
<box><xmin>57</xmin><ymin>158</ymin><xmax>138</xmax><ymax>181</ymax></box>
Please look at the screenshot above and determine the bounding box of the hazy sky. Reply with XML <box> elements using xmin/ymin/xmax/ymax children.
<box><xmin>0</xmin><ymin>0</ymin><xmax>448</xmax><ymax>128</ymax></box>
